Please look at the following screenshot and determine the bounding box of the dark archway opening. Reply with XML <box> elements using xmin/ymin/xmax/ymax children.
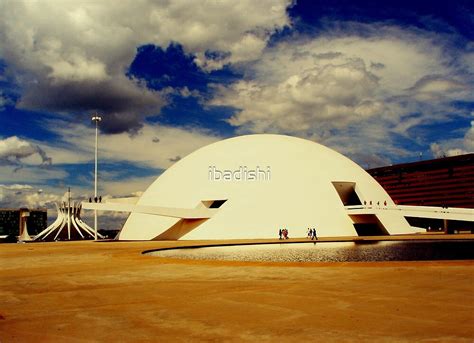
<box><xmin>332</xmin><ymin>182</ymin><xmax>362</xmax><ymax>206</ymax></box>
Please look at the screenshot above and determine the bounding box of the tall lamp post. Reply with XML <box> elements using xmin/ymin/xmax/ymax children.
<box><xmin>92</xmin><ymin>114</ymin><xmax>102</xmax><ymax>240</ymax></box>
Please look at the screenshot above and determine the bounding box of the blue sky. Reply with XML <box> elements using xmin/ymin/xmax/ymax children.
<box><xmin>0</xmin><ymin>0</ymin><xmax>473</xmax><ymax>226</ymax></box>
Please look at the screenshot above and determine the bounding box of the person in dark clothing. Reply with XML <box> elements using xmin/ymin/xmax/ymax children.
<box><xmin>99</xmin><ymin>196</ymin><xmax>102</xmax><ymax>203</ymax></box>
<box><xmin>312</xmin><ymin>228</ymin><xmax>317</xmax><ymax>240</ymax></box>
<box><xmin>279</xmin><ymin>228</ymin><xmax>282</xmax><ymax>240</ymax></box>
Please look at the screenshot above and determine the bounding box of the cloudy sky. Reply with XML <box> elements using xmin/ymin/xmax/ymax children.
<box><xmin>0</xmin><ymin>0</ymin><xmax>473</xmax><ymax>228</ymax></box>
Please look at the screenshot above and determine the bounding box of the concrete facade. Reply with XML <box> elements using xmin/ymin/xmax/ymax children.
<box><xmin>116</xmin><ymin>135</ymin><xmax>415</xmax><ymax>240</ymax></box>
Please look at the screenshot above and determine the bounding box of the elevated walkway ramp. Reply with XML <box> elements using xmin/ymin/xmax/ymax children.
<box><xmin>345</xmin><ymin>205</ymin><xmax>473</xmax><ymax>222</ymax></box>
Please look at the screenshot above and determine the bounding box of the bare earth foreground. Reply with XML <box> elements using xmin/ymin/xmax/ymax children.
<box><xmin>1</xmin><ymin>237</ymin><xmax>473</xmax><ymax>342</ymax></box>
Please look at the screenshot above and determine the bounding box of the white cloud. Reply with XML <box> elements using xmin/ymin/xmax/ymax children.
<box><xmin>215</xmin><ymin>59</ymin><xmax>382</xmax><ymax>133</ymax></box>
<box><xmin>145</xmin><ymin>1</ymin><xmax>290</xmax><ymax>69</ymax></box>
<box><xmin>0</xmin><ymin>0</ymin><xmax>290</xmax><ymax>83</ymax></box>
<box><xmin>409</xmin><ymin>75</ymin><xmax>468</xmax><ymax>102</ymax></box>
<box><xmin>430</xmin><ymin>116</ymin><xmax>474</xmax><ymax>158</ymax></box>
<box><xmin>0</xmin><ymin>183</ymin><xmax>61</xmax><ymax>209</ymax></box>
<box><xmin>430</xmin><ymin>120</ymin><xmax>474</xmax><ymax>158</ymax></box>
<box><xmin>461</xmin><ymin>51</ymin><xmax>474</xmax><ymax>75</ymax></box>
<box><xmin>0</xmin><ymin>136</ymin><xmax>52</xmax><ymax>168</ymax></box>
<box><xmin>0</xmin><ymin>137</ymin><xmax>69</xmax><ymax>203</ymax></box>
<box><xmin>237</xmin><ymin>27</ymin><xmax>450</xmax><ymax>92</ymax></box>
<box><xmin>0</xmin><ymin>184</ymin><xmax>33</xmax><ymax>191</ymax></box>
<box><xmin>430</xmin><ymin>143</ymin><xmax>467</xmax><ymax>158</ymax></box>
<box><xmin>465</xmin><ymin>120</ymin><xmax>474</xmax><ymax>151</ymax></box>
<box><xmin>0</xmin><ymin>165</ymin><xmax>67</xmax><ymax>184</ymax></box>
<box><xmin>43</xmin><ymin>121</ymin><xmax>222</xmax><ymax>170</ymax></box>
<box><xmin>0</xmin><ymin>0</ymin><xmax>290</xmax><ymax>133</ymax></box>
<box><xmin>209</xmin><ymin>25</ymin><xmax>474</xmax><ymax>162</ymax></box>
<box><xmin>101</xmin><ymin>175</ymin><xmax>157</xmax><ymax>198</ymax></box>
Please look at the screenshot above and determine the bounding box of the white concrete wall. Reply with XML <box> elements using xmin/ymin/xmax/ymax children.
<box><xmin>119</xmin><ymin>134</ymin><xmax>414</xmax><ymax>240</ymax></box>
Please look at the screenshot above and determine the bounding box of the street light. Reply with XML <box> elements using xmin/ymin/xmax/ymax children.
<box><xmin>92</xmin><ymin>114</ymin><xmax>102</xmax><ymax>240</ymax></box>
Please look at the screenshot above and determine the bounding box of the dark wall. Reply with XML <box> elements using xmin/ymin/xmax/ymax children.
<box><xmin>368</xmin><ymin>154</ymin><xmax>474</xmax><ymax>208</ymax></box>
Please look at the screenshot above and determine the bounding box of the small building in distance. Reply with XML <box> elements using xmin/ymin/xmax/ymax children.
<box><xmin>0</xmin><ymin>208</ymin><xmax>47</xmax><ymax>242</ymax></box>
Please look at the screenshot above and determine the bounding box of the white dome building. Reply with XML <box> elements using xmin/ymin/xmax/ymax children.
<box><xmin>116</xmin><ymin>134</ymin><xmax>415</xmax><ymax>240</ymax></box>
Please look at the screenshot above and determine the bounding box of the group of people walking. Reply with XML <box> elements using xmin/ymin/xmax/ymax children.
<box><xmin>307</xmin><ymin>228</ymin><xmax>318</xmax><ymax>240</ymax></box>
<box><xmin>277</xmin><ymin>228</ymin><xmax>318</xmax><ymax>240</ymax></box>
<box><xmin>278</xmin><ymin>228</ymin><xmax>289</xmax><ymax>240</ymax></box>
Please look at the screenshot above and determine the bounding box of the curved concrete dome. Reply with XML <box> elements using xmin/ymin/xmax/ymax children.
<box><xmin>119</xmin><ymin>134</ymin><xmax>413</xmax><ymax>240</ymax></box>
